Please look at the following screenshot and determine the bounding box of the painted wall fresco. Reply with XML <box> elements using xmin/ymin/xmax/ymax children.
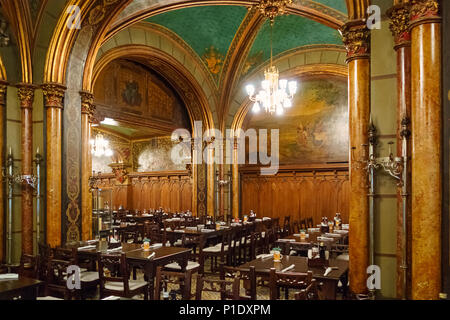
<box><xmin>94</xmin><ymin>59</ymin><xmax>190</xmax><ymax>132</ymax></box>
<box><xmin>244</xmin><ymin>75</ymin><xmax>348</xmax><ymax>165</ymax></box>
<box><xmin>133</xmin><ymin>136</ymin><xmax>189</xmax><ymax>172</ymax></box>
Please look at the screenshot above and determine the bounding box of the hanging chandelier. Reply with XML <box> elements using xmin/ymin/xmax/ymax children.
<box><xmin>90</xmin><ymin>133</ymin><xmax>113</xmax><ymax>157</ymax></box>
<box><xmin>246</xmin><ymin>1</ymin><xmax>297</xmax><ymax>115</ymax></box>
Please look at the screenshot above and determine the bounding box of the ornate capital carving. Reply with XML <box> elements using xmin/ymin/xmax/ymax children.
<box><xmin>388</xmin><ymin>4</ymin><xmax>412</xmax><ymax>48</ymax></box>
<box><xmin>340</xmin><ymin>22</ymin><xmax>370</xmax><ymax>63</ymax></box>
<box><xmin>410</xmin><ymin>0</ymin><xmax>441</xmax><ymax>28</ymax></box>
<box><xmin>0</xmin><ymin>80</ymin><xmax>7</xmax><ymax>106</ymax></box>
<box><xmin>80</xmin><ymin>90</ymin><xmax>96</xmax><ymax>122</ymax></box>
<box><xmin>42</xmin><ymin>83</ymin><xmax>66</xmax><ymax>109</ymax></box>
<box><xmin>17</xmin><ymin>84</ymin><xmax>36</xmax><ymax>109</ymax></box>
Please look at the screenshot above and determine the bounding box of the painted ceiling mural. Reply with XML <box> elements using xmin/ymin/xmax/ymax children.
<box><xmin>244</xmin><ymin>74</ymin><xmax>349</xmax><ymax>165</ymax></box>
<box><xmin>93</xmin><ymin>59</ymin><xmax>191</xmax><ymax>138</ymax></box>
<box><xmin>144</xmin><ymin>2</ymin><xmax>346</xmax><ymax>82</ymax></box>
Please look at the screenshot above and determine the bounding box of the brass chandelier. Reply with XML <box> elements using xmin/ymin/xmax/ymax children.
<box><xmin>246</xmin><ymin>0</ymin><xmax>297</xmax><ymax>115</ymax></box>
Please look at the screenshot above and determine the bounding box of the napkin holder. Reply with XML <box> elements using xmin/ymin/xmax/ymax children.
<box><xmin>307</xmin><ymin>257</ymin><xmax>329</xmax><ymax>268</ymax></box>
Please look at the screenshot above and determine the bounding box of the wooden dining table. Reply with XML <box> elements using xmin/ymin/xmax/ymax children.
<box><xmin>0</xmin><ymin>277</ymin><xmax>42</xmax><ymax>300</ymax></box>
<box><xmin>240</xmin><ymin>255</ymin><xmax>348</xmax><ymax>300</ymax></box>
<box><xmin>275</xmin><ymin>231</ymin><xmax>348</xmax><ymax>254</ymax></box>
<box><xmin>64</xmin><ymin>241</ymin><xmax>191</xmax><ymax>299</ymax></box>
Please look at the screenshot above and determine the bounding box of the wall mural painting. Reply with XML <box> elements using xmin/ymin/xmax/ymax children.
<box><xmin>244</xmin><ymin>75</ymin><xmax>349</xmax><ymax>165</ymax></box>
<box><xmin>94</xmin><ymin>59</ymin><xmax>190</xmax><ymax>130</ymax></box>
<box><xmin>135</xmin><ymin>137</ymin><xmax>189</xmax><ymax>172</ymax></box>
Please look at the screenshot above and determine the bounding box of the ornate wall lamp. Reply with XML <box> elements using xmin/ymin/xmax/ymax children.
<box><xmin>355</xmin><ymin>118</ymin><xmax>410</xmax><ymax>299</ymax></box>
<box><xmin>1</xmin><ymin>147</ymin><xmax>41</xmax><ymax>266</ymax></box>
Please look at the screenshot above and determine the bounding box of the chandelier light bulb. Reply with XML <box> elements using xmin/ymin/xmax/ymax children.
<box><xmin>289</xmin><ymin>81</ymin><xmax>297</xmax><ymax>95</ymax></box>
<box><xmin>252</xmin><ymin>102</ymin><xmax>261</xmax><ymax>113</ymax></box>
<box><xmin>246</xmin><ymin>84</ymin><xmax>255</xmax><ymax>96</ymax></box>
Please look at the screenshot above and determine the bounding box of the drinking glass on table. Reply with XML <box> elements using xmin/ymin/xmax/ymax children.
<box><xmin>300</xmin><ymin>230</ymin><xmax>307</xmax><ymax>241</ymax></box>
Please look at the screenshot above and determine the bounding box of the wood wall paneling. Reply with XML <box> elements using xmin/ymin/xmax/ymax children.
<box><xmin>240</xmin><ymin>165</ymin><xmax>349</xmax><ymax>224</ymax></box>
<box><xmin>94</xmin><ymin>172</ymin><xmax>192</xmax><ymax>212</ymax></box>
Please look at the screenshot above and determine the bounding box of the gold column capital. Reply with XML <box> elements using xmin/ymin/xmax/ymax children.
<box><xmin>42</xmin><ymin>83</ymin><xmax>66</xmax><ymax>109</ymax></box>
<box><xmin>409</xmin><ymin>0</ymin><xmax>441</xmax><ymax>28</ymax></box>
<box><xmin>80</xmin><ymin>90</ymin><xmax>96</xmax><ymax>122</ymax></box>
<box><xmin>16</xmin><ymin>83</ymin><xmax>37</xmax><ymax>109</ymax></box>
<box><xmin>388</xmin><ymin>4</ymin><xmax>412</xmax><ymax>49</ymax></box>
<box><xmin>0</xmin><ymin>80</ymin><xmax>7</xmax><ymax>106</ymax></box>
<box><xmin>340</xmin><ymin>21</ymin><xmax>370</xmax><ymax>63</ymax></box>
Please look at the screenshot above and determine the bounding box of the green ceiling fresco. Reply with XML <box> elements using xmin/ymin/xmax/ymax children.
<box><xmin>146</xmin><ymin>6</ymin><xmax>248</xmax><ymax>70</ymax></box>
<box><xmin>145</xmin><ymin>4</ymin><xmax>343</xmax><ymax>81</ymax></box>
<box><xmin>312</xmin><ymin>0</ymin><xmax>348</xmax><ymax>13</ymax></box>
<box><xmin>247</xmin><ymin>15</ymin><xmax>342</xmax><ymax>68</ymax></box>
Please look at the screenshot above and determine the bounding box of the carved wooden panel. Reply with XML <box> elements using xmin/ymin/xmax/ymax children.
<box><xmin>92</xmin><ymin>172</ymin><xmax>192</xmax><ymax>212</ymax></box>
<box><xmin>240</xmin><ymin>165</ymin><xmax>349</xmax><ymax>224</ymax></box>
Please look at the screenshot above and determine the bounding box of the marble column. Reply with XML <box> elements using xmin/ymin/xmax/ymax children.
<box><xmin>232</xmin><ymin>137</ymin><xmax>239</xmax><ymax>219</ymax></box>
<box><xmin>207</xmin><ymin>143</ymin><xmax>215</xmax><ymax>217</ymax></box>
<box><xmin>0</xmin><ymin>81</ymin><xmax>7</xmax><ymax>262</ymax></box>
<box><xmin>388</xmin><ymin>2</ymin><xmax>413</xmax><ymax>300</ymax></box>
<box><xmin>42</xmin><ymin>83</ymin><xmax>66</xmax><ymax>248</ymax></box>
<box><xmin>341</xmin><ymin>21</ymin><xmax>371</xmax><ymax>295</ymax></box>
<box><xmin>80</xmin><ymin>91</ymin><xmax>94</xmax><ymax>241</ymax></box>
<box><xmin>17</xmin><ymin>84</ymin><xmax>36</xmax><ymax>255</ymax></box>
<box><xmin>409</xmin><ymin>0</ymin><xmax>442</xmax><ymax>300</ymax></box>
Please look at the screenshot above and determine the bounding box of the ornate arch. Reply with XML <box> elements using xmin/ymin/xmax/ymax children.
<box><xmin>346</xmin><ymin>0</ymin><xmax>370</xmax><ymax>20</ymax></box>
<box><xmin>93</xmin><ymin>44</ymin><xmax>214</xmax><ymax>131</ymax></box>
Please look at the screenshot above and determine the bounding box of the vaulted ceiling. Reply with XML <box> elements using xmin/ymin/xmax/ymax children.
<box><xmin>144</xmin><ymin>3</ymin><xmax>345</xmax><ymax>82</ymax></box>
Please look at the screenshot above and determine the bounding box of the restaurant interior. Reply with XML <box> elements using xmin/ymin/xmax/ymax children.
<box><xmin>0</xmin><ymin>0</ymin><xmax>448</xmax><ymax>301</ymax></box>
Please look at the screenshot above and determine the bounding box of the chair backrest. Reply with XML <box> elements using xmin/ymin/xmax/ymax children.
<box><xmin>195</xmin><ymin>274</ymin><xmax>240</xmax><ymax>300</ymax></box>
<box><xmin>269</xmin><ymin>269</ymin><xmax>314</xmax><ymax>300</ymax></box>
<box><xmin>18</xmin><ymin>254</ymin><xmax>40</xmax><ymax>279</ymax></box>
<box><xmin>306</xmin><ymin>217</ymin><xmax>314</xmax><ymax>228</ymax></box>
<box><xmin>220</xmin><ymin>265</ymin><xmax>256</xmax><ymax>300</ymax></box>
<box><xmin>53</xmin><ymin>247</ymin><xmax>77</xmax><ymax>264</ymax></box>
<box><xmin>299</xmin><ymin>219</ymin><xmax>307</xmax><ymax>231</ymax></box>
<box><xmin>282</xmin><ymin>216</ymin><xmax>291</xmax><ymax>235</ymax></box>
<box><xmin>155</xmin><ymin>266</ymin><xmax>192</xmax><ymax>300</ymax></box>
<box><xmin>294</xmin><ymin>280</ymin><xmax>319</xmax><ymax>300</ymax></box>
<box><xmin>97</xmin><ymin>253</ymin><xmax>130</xmax><ymax>294</ymax></box>
<box><xmin>45</xmin><ymin>257</ymin><xmax>74</xmax><ymax>299</ymax></box>
<box><xmin>145</xmin><ymin>223</ymin><xmax>166</xmax><ymax>245</ymax></box>
<box><xmin>292</xmin><ymin>221</ymin><xmax>300</xmax><ymax>234</ymax></box>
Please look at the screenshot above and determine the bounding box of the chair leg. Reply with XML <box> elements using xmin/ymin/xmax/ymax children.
<box><xmin>143</xmin><ymin>288</ymin><xmax>149</xmax><ymax>300</ymax></box>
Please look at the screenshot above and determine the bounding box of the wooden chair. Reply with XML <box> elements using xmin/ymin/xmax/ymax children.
<box><xmin>281</xmin><ymin>216</ymin><xmax>291</xmax><ymax>237</ymax></box>
<box><xmin>18</xmin><ymin>254</ymin><xmax>40</xmax><ymax>279</ymax></box>
<box><xmin>53</xmin><ymin>247</ymin><xmax>99</xmax><ymax>299</ymax></box>
<box><xmin>44</xmin><ymin>258</ymin><xmax>75</xmax><ymax>300</ymax></box>
<box><xmin>269</xmin><ymin>269</ymin><xmax>319</xmax><ymax>300</ymax></box>
<box><xmin>220</xmin><ymin>265</ymin><xmax>257</xmax><ymax>300</ymax></box>
<box><xmin>292</xmin><ymin>221</ymin><xmax>300</xmax><ymax>234</ymax></box>
<box><xmin>97</xmin><ymin>253</ymin><xmax>149</xmax><ymax>300</ymax></box>
<box><xmin>299</xmin><ymin>219</ymin><xmax>307</xmax><ymax>231</ymax></box>
<box><xmin>195</xmin><ymin>274</ymin><xmax>240</xmax><ymax>300</ymax></box>
<box><xmin>155</xmin><ymin>266</ymin><xmax>192</xmax><ymax>300</ymax></box>
<box><xmin>306</xmin><ymin>217</ymin><xmax>314</xmax><ymax>228</ymax></box>
<box><xmin>294</xmin><ymin>280</ymin><xmax>319</xmax><ymax>300</ymax></box>
<box><xmin>199</xmin><ymin>230</ymin><xmax>232</xmax><ymax>274</ymax></box>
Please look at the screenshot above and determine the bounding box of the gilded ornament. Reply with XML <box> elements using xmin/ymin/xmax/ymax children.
<box><xmin>410</xmin><ymin>0</ymin><xmax>440</xmax><ymax>21</ymax></box>
<box><xmin>387</xmin><ymin>4</ymin><xmax>411</xmax><ymax>47</ymax></box>
<box><xmin>202</xmin><ymin>46</ymin><xmax>224</xmax><ymax>75</ymax></box>
<box><xmin>340</xmin><ymin>23</ymin><xmax>370</xmax><ymax>62</ymax></box>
